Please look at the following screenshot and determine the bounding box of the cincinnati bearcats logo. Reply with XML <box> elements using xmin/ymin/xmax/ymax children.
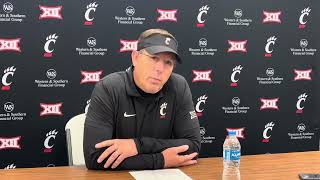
<box><xmin>195</xmin><ymin>95</ymin><xmax>208</xmax><ymax>117</ymax></box>
<box><xmin>84</xmin><ymin>2</ymin><xmax>98</xmax><ymax>25</ymax></box>
<box><xmin>43</xmin><ymin>130</ymin><xmax>58</xmax><ymax>153</ymax></box>
<box><xmin>196</xmin><ymin>5</ymin><xmax>210</xmax><ymax>27</ymax></box>
<box><xmin>299</xmin><ymin>7</ymin><xmax>311</xmax><ymax>29</ymax></box>
<box><xmin>4</xmin><ymin>163</ymin><xmax>16</xmax><ymax>169</ymax></box>
<box><xmin>264</xmin><ymin>36</ymin><xmax>277</xmax><ymax>57</ymax></box>
<box><xmin>43</xmin><ymin>34</ymin><xmax>58</xmax><ymax>58</ymax></box>
<box><xmin>262</xmin><ymin>122</ymin><xmax>275</xmax><ymax>143</ymax></box>
<box><xmin>296</xmin><ymin>93</ymin><xmax>307</xmax><ymax>114</ymax></box>
<box><xmin>1</xmin><ymin>66</ymin><xmax>16</xmax><ymax>91</ymax></box>
<box><xmin>160</xmin><ymin>102</ymin><xmax>167</xmax><ymax>119</ymax></box>
<box><xmin>165</xmin><ymin>38</ymin><xmax>171</xmax><ymax>45</ymax></box>
<box><xmin>230</xmin><ymin>65</ymin><xmax>243</xmax><ymax>87</ymax></box>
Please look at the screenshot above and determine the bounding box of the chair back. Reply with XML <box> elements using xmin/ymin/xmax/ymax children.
<box><xmin>65</xmin><ymin>113</ymin><xmax>86</xmax><ymax>166</ymax></box>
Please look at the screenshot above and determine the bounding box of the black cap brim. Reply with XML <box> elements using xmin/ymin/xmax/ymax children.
<box><xmin>144</xmin><ymin>46</ymin><xmax>182</xmax><ymax>64</ymax></box>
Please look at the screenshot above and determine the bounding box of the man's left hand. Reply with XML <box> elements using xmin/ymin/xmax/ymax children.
<box><xmin>95</xmin><ymin>139</ymin><xmax>138</xmax><ymax>169</ymax></box>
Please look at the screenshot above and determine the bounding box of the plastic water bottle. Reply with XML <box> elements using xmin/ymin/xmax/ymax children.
<box><xmin>222</xmin><ymin>131</ymin><xmax>241</xmax><ymax>180</ymax></box>
<box><xmin>223</xmin><ymin>131</ymin><xmax>241</xmax><ymax>167</ymax></box>
<box><xmin>222</xmin><ymin>167</ymin><xmax>240</xmax><ymax>180</ymax></box>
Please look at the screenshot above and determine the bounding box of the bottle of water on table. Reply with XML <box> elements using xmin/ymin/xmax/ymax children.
<box><xmin>222</xmin><ymin>131</ymin><xmax>241</xmax><ymax>180</ymax></box>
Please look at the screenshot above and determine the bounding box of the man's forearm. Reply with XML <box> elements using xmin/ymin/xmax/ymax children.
<box><xmin>85</xmin><ymin>148</ymin><xmax>164</xmax><ymax>170</ymax></box>
<box><xmin>134</xmin><ymin>137</ymin><xmax>200</xmax><ymax>155</ymax></box>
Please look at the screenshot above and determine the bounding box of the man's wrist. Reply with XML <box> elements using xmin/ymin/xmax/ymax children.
<box><xmin>133</xmin><ymin>138</ymin><xmax>142</xmax><ymax>154</ymax></box>
<box><xmin>154</xmin><ymin>153</ymin><xmax>165</xmax><ymax>169</ymax></box>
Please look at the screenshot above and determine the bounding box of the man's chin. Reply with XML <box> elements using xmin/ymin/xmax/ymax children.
<box><xmin>145</xmin><ymin>86</ymin><xmax>161</xmax><ymax>94</ymax></box>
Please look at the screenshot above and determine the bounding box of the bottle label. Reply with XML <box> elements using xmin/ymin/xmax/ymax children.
<box><xmin>223</xmin><ymin>149</ymin><xmax>240</xmax><ymax>161</ymax></box>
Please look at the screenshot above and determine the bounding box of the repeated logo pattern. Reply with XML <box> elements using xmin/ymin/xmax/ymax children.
<box><xmin>0</xmin><ymin>1</ymin><xmax>318</xmax><ymax>169</ymax></box>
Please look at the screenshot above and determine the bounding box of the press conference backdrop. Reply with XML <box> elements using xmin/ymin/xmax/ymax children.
<box><xmin>0</xmin><ymin>0</ymin><xmax>319</xmax><ymax>168</ymax></box>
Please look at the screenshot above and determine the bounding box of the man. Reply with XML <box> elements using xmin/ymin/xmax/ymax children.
<box><xmin>84</xmin><ymin>29</ymin><xmax>201</xmax><ymax>170</ymax></box>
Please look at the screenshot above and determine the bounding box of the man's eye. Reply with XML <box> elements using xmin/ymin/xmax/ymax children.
<box><xmin>151</xmin><ymin>56</ymin><xmax>160</xmax><ymax>61</ymax></box>
<box><xmin>165</xmin><ymin>60</ymin><xmax>173</xmax><ymax>66</ymax></box>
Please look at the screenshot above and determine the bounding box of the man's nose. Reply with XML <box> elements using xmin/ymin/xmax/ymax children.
<box><xmin>154</xmin><ymin>59</ymin><xmax>165</xmax><ymax>73</ymax></box>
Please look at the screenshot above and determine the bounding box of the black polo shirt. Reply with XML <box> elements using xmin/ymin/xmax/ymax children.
<box><xmin>84</xmin><ymin>66</ymin><xmax>201</xmax><ymax>170</ymax></box>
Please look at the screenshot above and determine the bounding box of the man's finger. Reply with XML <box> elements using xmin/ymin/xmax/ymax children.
<box><xmin>180</xmin><ymin>160</ymin><xmax>197</xmax><ymax>167</ymax></box>
<box><xmin>111</xmin><ymin>154</ymin><xmax>126</xmax><ymax>169</ymax></box>
<box><xmin>95</xmin><ymin>139</ymin><xmax>114</xmax><ymax>148</ymax></box>
<box><xmin>97</xmin><ymin>145</ymin><xmax>117</xmax><ymax>163</ymax></box>
<box><xmin>174</xmin><ymin>145</ymin><xmax>189</xmax><ymax>154</ymax></box>
<box><xmin>182</xmin><ymin>152</ymin><xmax>198</xmax><ymax>160</ymax></box>
<box><xmin>104</xmin><ymin>150</ymin><xmax>121</xmax><ymax>168</ymax></box>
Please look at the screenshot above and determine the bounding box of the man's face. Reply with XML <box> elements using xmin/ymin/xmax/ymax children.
<box><xmin>132</xmin><ymin>49</ymin><xmax>176</xmax><ymax>94</ymax></box>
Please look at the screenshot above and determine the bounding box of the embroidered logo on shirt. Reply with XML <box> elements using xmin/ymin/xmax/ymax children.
<box><xmin>189</xmin><ymin>110</ymin><xmax>197</xmax><ymax>120</ymax></box>
<box><xmin>160</xmin><ymin>102</ymin><xmax>167</xmax><ymax>119</ymax></box>
<box><xmin>124</xmin><ymin>112</ymin><xmax>136</xmax><ymax>117</ymax></box>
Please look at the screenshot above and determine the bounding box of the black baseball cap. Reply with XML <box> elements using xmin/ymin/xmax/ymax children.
<box><xmin>137</xmin><ymin>34</ymin><xmax>182</xmax><ymax>63</ymax></box>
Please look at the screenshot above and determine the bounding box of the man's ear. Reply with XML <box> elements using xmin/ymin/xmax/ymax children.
<box><xmin>131</xmin><ymin>50</ymin><xmax>139</xmax><ymax>67</ymax></box>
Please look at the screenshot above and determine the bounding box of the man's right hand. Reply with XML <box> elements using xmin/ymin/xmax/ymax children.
<box><xmin>161</xmin><ymin>145</ymin><xmax>198</xmax><ymax>168</ymax></box>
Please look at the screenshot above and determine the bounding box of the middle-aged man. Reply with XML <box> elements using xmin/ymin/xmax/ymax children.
<box><xmin>84</xmin><ymin>28</ymin><xmax>201</xmax><ymax>170</ymax></box>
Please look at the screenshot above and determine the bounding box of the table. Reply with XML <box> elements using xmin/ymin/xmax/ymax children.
<box><xmin>0</xmin><ymin>151</ymin><xmax>319</xmax><ymax>180</ymax></box>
